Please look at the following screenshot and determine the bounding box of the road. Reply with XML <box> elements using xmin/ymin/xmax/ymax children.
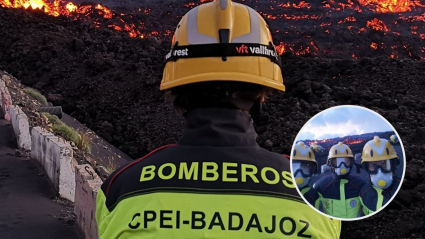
<box><xmin>0</xmin><ymin>115</ymin><xmax>81</xmax><ymax>239</ymax></box>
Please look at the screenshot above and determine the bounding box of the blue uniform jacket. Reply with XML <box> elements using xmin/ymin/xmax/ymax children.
<box><xmin>359</xmin><ymin>175</ymin><xmax>401</xmax><ymax>214</ymax></box>
<box><xmin>313</xmin><ymin>172</ymin><xmax>367</xmax><ymax>218</ymax></box>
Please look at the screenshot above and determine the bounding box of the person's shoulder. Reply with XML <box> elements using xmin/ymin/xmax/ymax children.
<box><xmin>100</xmin><ymin>144</ymin><xmax>177</xmax><ymax>196</ymax></box>
<box><xmin>393</xmin><ymin>174</ymin><xmax>402</xmax><ymax>184</ymax></box>
<box><xmin>359</xmin><ymin>182</ymin><xmax>373</xmax><ymax>197</ymax></box>
<box><xmin>304</xmin><ymin>186</ymin><xmax>319</xmax><ymax>197</ymax></box>
<box><xmin>313</xmin><ymin>173</ymin><xmax>335</xmax><ymax>190</ymax></box>
<box><xmin>256</xmin><ymin>148</ymin><xmax>291</xmax><ymax>166</ymax></box>
<box><xmin>387</xmin><ymin>175</ymin><xmax>402</xmax><ymax>192</ymax></box>
<box><xmin>348</xmin><ymin>173</ymin><xmax>367</xmax><ymax>184</ymax></box>
<box><xmin>259</xmin><ymin>148</ymin><xmax>290</xmax><ymax>160</ymax></box>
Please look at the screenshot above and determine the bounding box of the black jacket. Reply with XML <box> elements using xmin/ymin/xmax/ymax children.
<box><xmin>96</xmin><ymin>108</ymin><xmax>341</xmax><ymax>239</ymax></box>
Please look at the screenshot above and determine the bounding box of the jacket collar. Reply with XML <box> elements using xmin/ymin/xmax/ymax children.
<box><xmin>331</xmin><ymin>169</ymin><xmax>353</xmax><ymax>181</ymax></box>
<box><xmin>179</xmin><ymin>108</ymin><xmax>258</xmax><ymax>146</ymax></box>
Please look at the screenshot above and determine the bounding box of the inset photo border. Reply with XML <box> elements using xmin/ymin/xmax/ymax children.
<box><xmin>290</xmin><ymin>105</ymin><xmax>406</xmax><ymax>221</ymax></box>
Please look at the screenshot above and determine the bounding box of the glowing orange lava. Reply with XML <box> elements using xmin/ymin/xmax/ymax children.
<box><xmin>343</xmin><ymin>138</ymin><xmax>367</xmax><ymax>145</ymax></box>
<box><xmin>366</xmin><ymin>18</ymin><xmax>390</xmax><ymax>31</ymax></box>
<box><xmin>0</xmin><ymin>0</ymin><xmax>113</xmax><ymax>18</ymax></box>
<box><xmin>275</xmin><ymin>42</ymin><xmax>286</xmax><ymax>55</ymax></box>
<box><xmin>1</xmin><ymin>0</ymin><xmax>425</xmax><ymax>59</ymax></box>
<box><xmin>357</xmin><ymin>0</ymin><xmax>425</xmax><ymax>13</ymax></box>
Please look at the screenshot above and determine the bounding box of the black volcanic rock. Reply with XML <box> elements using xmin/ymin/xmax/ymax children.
<box><xmin>0</xmin><ymin>4</ymin><xmax>425</xmax><ymax>238</ymax></box>
<box><xmin>414</xmin><ymin>127</ymin><xmax>425</xmax><ymax>143</ymax></box>
<box><xmin>73</xmin><ymin>38</ymin><xmax>85</xmax><ymax>51</ymax></box>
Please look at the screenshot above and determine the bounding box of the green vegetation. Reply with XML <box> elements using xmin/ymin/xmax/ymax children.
<box><xmin>43</xmin><ymin>113</ymin><xmax>92</xmax><ymax>153</ymax></box>
<box><xmin>44</xmin><ymin>112</ymin><xmax>61</xmax><ymax>125</ymax></box>
<box><xmin>76</xmin><ymin>130</ymin><xmax>93</xmax><ymax>154</ymax></box>
<box><xmin>106</xmin><ymin>156</ymin><xmax>117</xmax><ymax>173</ymax></box>
<box><xmin>23</xmin><ymin>87</ymin><xmax>47</xmax><ymax>105</ymax></box>
<box><xmin>52</xmin><ymin>123</ymin><xmax>79</xmax><ymax>143</ymax></box>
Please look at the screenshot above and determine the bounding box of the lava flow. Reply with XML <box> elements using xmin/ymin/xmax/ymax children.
<box><xmin>1</xmin><ymin>0</ymin><xmax>425</xmax><ymax>59</ymax></box>
<box><xmin>0</xmin><ymin>0</ymin><xmax>152</xmax><ymax>39</ymax></box>
<box><xmin>305</xmin><ymin>137</ymin><xmax>368</xmax><ymax>152</ymax></box>
<box><xmin>342</xmin><ymin>138</ymin><xmax>368</xmax><ymax>145</ymax></box>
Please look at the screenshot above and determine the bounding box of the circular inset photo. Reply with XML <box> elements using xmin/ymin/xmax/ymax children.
<box><xmin>290</xmin><ymin>105</ymin><xmax>405</xmax><ymax>221</ymax></box>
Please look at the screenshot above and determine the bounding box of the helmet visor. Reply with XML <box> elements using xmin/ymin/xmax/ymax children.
<box><xmin>330</xmin><ymin>157</ymin><xmax>353</xmax><ymax>168</ymax></box>
<box><xmin>366</xmin><ymin>159</ymin><xmax>393</xmax><ymax>174</ymax></box>
<box><xmin>292</xmin><ymin>161</ymin><xmax>316</xmax><ymax>177</ymax></box>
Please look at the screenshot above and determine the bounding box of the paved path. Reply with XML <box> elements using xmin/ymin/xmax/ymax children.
<box><xmin>0</xmin><ymin>116</ymin><xmax>81</xmax><ymax>239</ymax></box>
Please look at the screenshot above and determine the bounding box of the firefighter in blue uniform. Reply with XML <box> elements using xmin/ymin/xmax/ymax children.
<box><xmin>359</xmin><ymin>136</ymin><xmax>401</xmax><ymax>215</ymax></box>
<box><xmin>390</xmin><ymin>134</ymin><xmax>399</xmax><ymax>144</ymax></box>
<box><xmin>313</xmin><ymin>142</ymin><xmax>367</xmax><ymax>218</ymax></box>
<box><xmin>292</xmin><ymin>142</ymin><xmax>320</xmax><ymax>208</ymax></box>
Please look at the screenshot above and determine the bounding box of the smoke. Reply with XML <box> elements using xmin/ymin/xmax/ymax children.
<box><xmin>297</xmin><ymin>106</ymin><xmax>395</xmax><ymax>140</ymax></box>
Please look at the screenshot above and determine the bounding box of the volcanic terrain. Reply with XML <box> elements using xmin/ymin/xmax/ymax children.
<box><xmin>0</xmin><ymin>0</ymin><xmax>425</xmax><ymax>237</ymax></box>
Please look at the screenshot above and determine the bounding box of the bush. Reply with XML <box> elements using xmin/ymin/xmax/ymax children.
<box><xmin>43</xmin><ymin>112</ymin><xmax>61</xmax><ymax>125</ymax></box>
<box><xmin>23</xmin><ymin>87</ymin><xmax>47</xmax><ymax>105</ymax></box>
<box><xmin>43</xmin><ymin>113</ymin><xmax>92</xmax><ymax>153</ymax></box>
<box><xmin>52</xmin><ymin>124</ymin><xmax>79</xmax><ymax>143</ymax></box>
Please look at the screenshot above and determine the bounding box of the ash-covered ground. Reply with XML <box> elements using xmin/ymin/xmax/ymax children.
<box><xmin>0</xmin><ymin>1</ymin><xmax>425</xmax><ymax>238</ymax></box>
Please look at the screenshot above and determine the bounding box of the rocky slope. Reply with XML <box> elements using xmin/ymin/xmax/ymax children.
<box><xmin>0</xmin><ymin>5</ymin><xmax>424</xmax><ymax>238</ymax></box>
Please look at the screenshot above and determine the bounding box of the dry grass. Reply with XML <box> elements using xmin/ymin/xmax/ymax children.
<box><xmin>76</xmin><ymin>130</ymin><xmax>93</xmax><ymax>154</ymax></box>
<box><xmin>106</xmin><ymin>155</ymin><xmax>117</xmax><ymax>173</ymax></box>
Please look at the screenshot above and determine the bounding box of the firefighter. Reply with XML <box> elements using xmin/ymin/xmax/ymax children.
<box><xmin>313</xmin><ymin>142</ymin><xmax>367</xmax><ymax>218</ymax></box>
<box><xmin>292</xmin><ymin>142</ymin><xmax>320</xmax><ymax>208</ymax></box>
<box><xmin>96</xmin><ymin>0</ymin><xmax>341</xmax><ymax>238</ymax></box>
<box><xmin>390</xmin><ymin>134</ymin><xmax>399</xmax><ymax>144</ymax></box>
<box><xmin>310</xmin><ymin>144</ymin><xmax>324</xmax><ymax>153</ymax></box>
<box><xmin>359</xmin><ymin>136</ymin><xmax>401</xmax><ymax>215</ymax></box>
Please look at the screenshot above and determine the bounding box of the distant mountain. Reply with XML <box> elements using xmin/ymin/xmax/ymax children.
<box><xmin>298</xmin><ymin>131</ymin><xmax>396</xmax><ymax>166</ymax></box>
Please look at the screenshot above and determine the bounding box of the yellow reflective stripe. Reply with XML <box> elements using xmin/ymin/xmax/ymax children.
<box><xmin>340</xmin><ymin>179</ymin><xmax>347</xmax><ymax>203</ymax></box>
<box><xmin>99</xmin><ymin>193</ymin><xmax>341</xmax><ymax>239</ymax></box>
<box><xmin>359</xmin><ymin>196</ymin><xmax>373</xmax><ymax>216</ymax></box>
<box><xmin>375</xmin><ymin>187</ymin><xmax>384</xmax><ymax>211</ymax></box>
<box><xmin>301</xmin><ymin>187</ymin><xmax>310</xmax><ymax>195</ymax></box>
<box><xmin>333</xmin><ymin>179</ymin><xmax>348</xmax><ymax>217</ymax></box>
<box><xmin>320</xmin><ymin>180</ymin><xmax>361</xmax><ymax>218</ymax></box>
<box><xmin>317</xmin><ymin>192</ymin><xmax>326</xmax><ymax>213</ymax></box>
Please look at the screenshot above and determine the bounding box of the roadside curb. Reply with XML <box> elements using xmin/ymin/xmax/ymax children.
<box><xmin>9</xmin><ymin>105</ymin><xmax>31</xmax><ymax>150</ymax></box>
<box><xmin>1</xmin><ymin>72</ymin><xmax>107</xmax><ymax>238</ymax></box>
<box><xmin>75</xmin><ymin>164</ymin><xmax>102</xmax><ymax>239</ymax></box>
<box><xmin>0</xmin><ymin>75</ymin><xmax>12</xmax><ymax>121</ymax></box>
<box><xmin>31</xmin><ymin>127</ymin><xmax>77</xmax><ymax>202</ymax></box>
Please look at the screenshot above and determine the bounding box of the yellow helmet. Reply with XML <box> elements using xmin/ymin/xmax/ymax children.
<box><xmin>390</xmin><ymin>134</ymin><xmax>399</xmax><ymax>144</ymax></box>
<box><xmin>361</xmin><ymin>136</ymin><xmax>399</xmax><ymax>163</ymax></box>
<box><xmin>326</xmin><ymin>142</ymin><xmax>354</xmax><ymax>166</ymax></box>
<box><xmin>161</xmin><ymin>0</ymin><xmax>284</xmax><ymax>91</ymax></box>
<box><xmin>293</xmin><ymin>142</ymin><xmax>318</xmax><ymax>170</ymax></box>
<box><xmin>310</xmin><ymin>144</ymin><xmax>324</xmax><ymax>153</ymax></box>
